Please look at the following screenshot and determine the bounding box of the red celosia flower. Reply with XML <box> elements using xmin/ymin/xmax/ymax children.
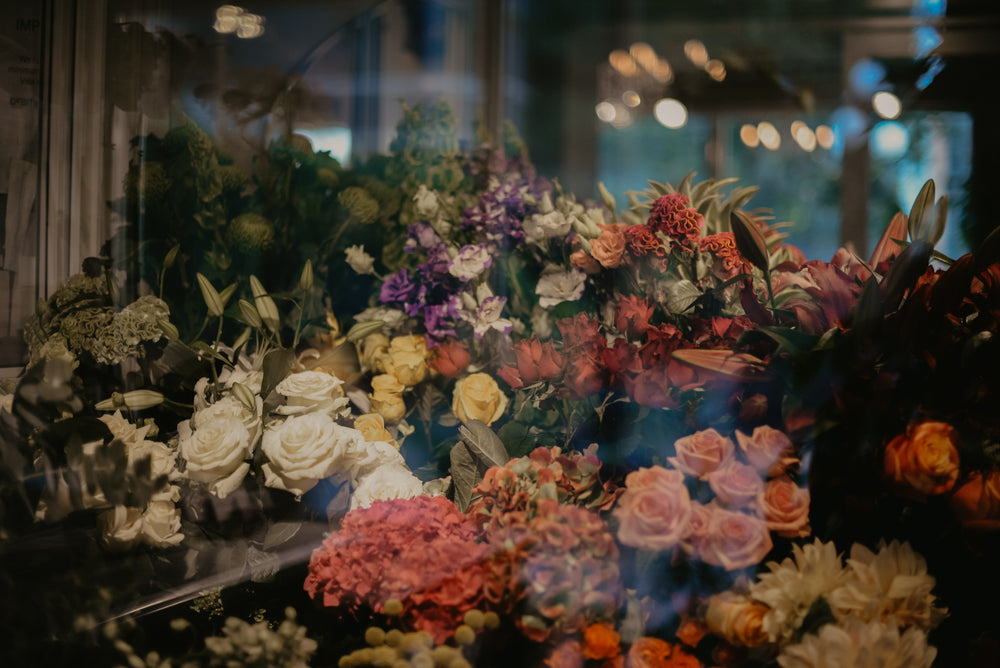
<box><xmin>700</xmin><ymin>233</ymin><xmax>749</xmax><ymax>280</ymax></box>
<box><xmin>615</xmin><ymin>295</ymin><xmax>655</xmax><ymax>338</ymax></box>
<box><xmin>428</xmin><ymin>338</ymin><xmax>471</xmax><ymax>377</ymax></box>
<box><xmin>624</xmin><ymin>225</ymin><xmax>665</xmax><ymax>258</ymax></box>
<box><xmin>647</xmin><ymin>193</ymin><xmax>691</xmax><ymax>236</ymax></box>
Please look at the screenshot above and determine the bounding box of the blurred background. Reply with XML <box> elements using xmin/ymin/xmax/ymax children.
<box><xmin>2</xmin><ymin>0</ymin><xmax>999</xmax><ymax>364</ymax></box>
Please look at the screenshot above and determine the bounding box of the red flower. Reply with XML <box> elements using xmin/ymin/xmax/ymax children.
<box><xmin>564</xmin><ymin>352</ymin><xmax>606</xmax><ymax>399</ymax></box>
<box><xmin>615</xmin><ymin>295</ymin><xmax>654</xmax><ymax>338</ymax></box>
<box><xmin>700</xmin><ymin>233</ymin><xmax>749</xmax><ymax>280</ymax></box>
<box><xmin>624</xmin><ymin>224</ymin><xmax>665</xmax><ymax>258</ymax></box>
<box><xmin>647</xmin><ymin>193</ymin><xmax>691</xmax><ymax>236</ymax></box>
<box><xmin>514</xmin><ymin>338</ymin><xmax>564</xmax><ymax>384</ymax></box>
<box><xmin>602</xmin><ymin>338</ymin><xmax>640</xmax><ymax>386</ymax></box>
<box><xmin>558</xmin><ymin>313</ymin><xmax>604</xmax><ymax>355</ymax></box>
<box><xmin>428</xmin><ymin>338</ymin><xmax>470</xmax><ymax>377</ymax></box>
<box><xmin>638</xmin><ymin>324</ymin><xmax>684</xmax><ymax>367</ymax></box>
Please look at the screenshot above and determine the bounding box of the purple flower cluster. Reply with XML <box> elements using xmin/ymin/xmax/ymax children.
<box><xmin>461</xmin><ymin>178</ymin><xmax>536</xmax><ymax>251</ymax></box>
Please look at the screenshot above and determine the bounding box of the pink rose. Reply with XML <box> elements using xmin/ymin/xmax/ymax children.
<box><xmin>707</xmin><ymin>462</ymin><xmax>765</xmax><ymax>508</ymax></box>
<box><xmin>590</xmin><ymin>225</ymin><xmax>626</xmax><ymax>268</ymax></box>
<box><xmin>570</xmin><ymin>249</ymin><xmax>601</xmax><ymax>274</ymax></box>
<box><xmin>614</xmin><ymin>466</ymin><xmax>692</xmax><ymax>551</ymax></box>
<box><xmin>735</xmin><ymin>426</ymin><xmax>798</xmax><ymax>476</ymax></box>
<box><xmin>759</xmin><ymin>477</ymin><xmax>811</xmax><ymax>537</ymax></box>
<box><xmin>681</xmin><ymin>501</ymin><xmax>715</xmax><ymax>555</ymax></box>
<box><xmin>669</xmin><ymin>429</ymin><xmax>735</xmax><ymax>480</ymax></box>
<box><xmin>697</xmin><ymin>506</ymin><xmax>773</xmax><ymax>571</ymax></box>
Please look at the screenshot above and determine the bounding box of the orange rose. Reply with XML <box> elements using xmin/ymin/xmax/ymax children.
<box><xmin>758</xmin><ymin>476</ymin><xmax>810</xmax><ymax>538</ymax></box>
<box><xmin>675</xmin><ymin>615</ymin><xmax>709</xmax><ymax>649</ymax></box>
<box><xmin>591</xmin><ymin>225</ymin><xmax>627</xmax><ymax>268</ymax></box>
<box><xmin>705</xmin><ymin>592</ymin><xmax>769</xmax><ymax>648</ymax></box>
<box><xmin>626</xmin><ymin>638</ymin><xmax>671</xmax><ymax>668</ymax></box>
<box><xmin>884</xmin><ymin>420</ymin><xmax>960</xmax><ymax>497</ymax></box>
<box><xmin>427</xmin><ymin>338</ymin><xmax>470</xmax><ymax>378</ymax></box>
<box><xmin>950</xmin><ymin>472</ymin><xmax>1000</xmax><ymax>530</ymax></box>
<box><xmin>584</xmin><ymin>622</ymin><xmax>622</xmax><ymax>660</ymax></box>
<box><xmin>735</xmin><ymin>426</ymin><xmax>797</xmax><ymax>477</ymax></box>
<box><xmin>571</xmin><ymin>248</ymin><xmax>602</xmax><ymax>274</ymax></box>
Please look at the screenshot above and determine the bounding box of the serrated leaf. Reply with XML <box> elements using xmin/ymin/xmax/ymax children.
<box><xmin>450</xmin><ymin>443</ymin><xmax>477</xmax><ymax>512</ymax></box>
<box><xmin>196</xmin><ymin>273</ymin><xmax>224</xmax><ymax>317</ymax></box>
<box><xmin>907</xmin><ymin>179</ymin><xmax>935</xmax><ymax>242</ymax></box>
<box><xmin>261</xmin><ymin>347</ymin><xmax>296</xmax><ymax>399</ymax></box>
<box><xmin>262</xmin><ymin>521</ymin><xmax>302</xmax><ymax>550</ymax></box>
<box><xmin>458</xmin><ymin>420</ymin><xmax>509</xmax><ymax>470</ymax></box>
<box><xmin>648</xmin><ymin>180</ymin><xmax>672</xmax><ymax>196</ymax></box>
<box><xmin>664</xmin><ymin>279</ymin><xmax>703</xmax><ymax>314</ymax></box>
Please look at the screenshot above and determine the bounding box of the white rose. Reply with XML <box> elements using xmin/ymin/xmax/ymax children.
<box><xmin>274</xmin><ymin>370</ymin><xmax>349</xmax><ymax>417</ymax></box>
<box><xmin>178</xmin><ymin>417</ymin><xmax>252</xmax><ymax>498</ymax></box>
<box><xmin>128</xmin><ymin>440</ymin><xmax>179</xmax><ymax>481</ymax></box>
<box><xmin>351</xmin><ymin>440</ymin><xmax>407</xmax><ymax>481</ymax></box>
<box><xmin>141</xmin><ymin>486</ymin><xmax>183</xmax><ymax>547</ymax></box>
<box><xmin>193</xmin><ymin>395</ymin><xmax>262</xmax><ymax>446</ymax></box>
<box><xmin>261</xmin><ymin>413</ymin><xmax>366</xmax><ymax>497</ymax></box>
<box><xmin>98</xmin><ymin>505</ymin><xmax>144</xmax><ymax>549</ymax></box>
<box><xmin>350</xmin><ymin>465</ymin><xmax>425</xmax><ymax>510</ymax></box>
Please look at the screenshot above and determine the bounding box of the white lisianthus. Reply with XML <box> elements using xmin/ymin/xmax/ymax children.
<box><xmin>177</xmin><ymin>417</ymin><xmax>252</xmax><ymax>498</ymax></box>
<box><xmin>413</xmin><ymin>184</ymin><xmax>440</xmax><ymax>220</ymax></box>
<box><xmin>193</xmin><ymin>395</ymin><xmax>263</xmax><ymax>447</ymax></box>
<box><xmin>345</xmin><ymin>244</ymin><xmax>375</xmax><ymax>275</ymax></box>
<box><xmin>141</xmin><ymin>485</ymin><xmax>184</xmax><ymax>547</ymax></box>
<box><xmin>261</xmin><ymin>413</ymin><xmax>366</xmax><ymax>497</ymax></box>
<box><xmin>469</xmin><ymin>286</ymin><xmax>512</xmax><ymax>338</ymax></box>
<box><xmin>350</xmin><ymin>465</ymin><xmax>425</xmax><ymax>510</ymax></box>
<box><xmin>274</xmin><ymin>370</ymin><xmax>349</xmax><ymax>417</ymax></box>
<box><xmin>448</xmin><ymin>244</ymin><xmax>492</xmax><ymax>282</ymax></box>
<box><xmin>523</xmin><ymin>210</ymin><xmax>572</xmax><ymax>244</ymax></box>
<box><xmin>536</xmin><ymin>268</ymin><xmax>587</xmax><ymax>308</ymax></box>
<box><xmin>98</xmin><ymin>505</ymin><xmax>144</xmax><ymax>549</ymax></box>
<box><xmin>99</xmin><ymin>410</ymin><xmax>152</xmax><ymax>447</ymax></box>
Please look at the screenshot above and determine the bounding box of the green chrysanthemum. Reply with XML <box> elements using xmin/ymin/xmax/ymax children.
<box><xmin>338</xmin><ymin>186</ymin><xmax>380</xmax><ymax>225</ymax></box>
<box><xmin>124</xmin><ymin>161</ymin><xmax>172</xmax><ymax>202</ymax></box>
<box><xmin>227</xmin><ymin>213</ymin><xmax>276</xmax><ymax>254</ymax></box>
<box><xmin>218</xmin><ymin>164</ymin><xmax>249</xmax><ymax>193</ymax></box>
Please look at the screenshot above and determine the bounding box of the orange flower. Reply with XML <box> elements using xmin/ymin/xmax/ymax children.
<box><xmin>583</xmin><ymin>622</ymin><xmax>622</xmax><ymax>660</ymax></box>
<box><xmin>546</xmin><ymin>639</ymin><xmax>585</xmax><ymax>668</ymax></box>
<box><xmin>950</xmin><ymin>471</ymin><xmax>1000</xmax><ymax>531</ymax></box>
<box><xmin>675</xmin><ymin>615</ymin><xmax>710</xmax><ymax>649</ymax></box>
<box><xmin>884</xmin><ymin>420</ymin><xmax>960</xmax><ymax>498</ymax></box>
<box><xmin>626</xmin><ymin>637</ymin><xmax>672</xmax><ymax>668</ymax></box>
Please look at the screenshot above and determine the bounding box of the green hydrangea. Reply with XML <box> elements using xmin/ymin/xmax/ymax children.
<box><xmin>218</xmin><ymin>164</ymin><xmax>249</xmax><ymax>193</ymax></box>
<box><xmin>227</xmin><ymin>213</ymin><xmax>276</xmax><ymax>254</ymax></box>
<box><xmin>338</xmin><ymin>186</ymin><xmax>380</xmax><ymax>225</ymax></box>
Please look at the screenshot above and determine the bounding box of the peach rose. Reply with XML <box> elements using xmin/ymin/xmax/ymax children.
<box><xmin>452</xmin><ymin>372</ymin><xmax>508</xmax><ymax>425</ymax></box>
<box><xmin>707</xmin><ymin>462</ymin><xmax>765</xmax><ymax>508</ymax></box>
<box><xmin>697</xmin><ymin>506</ymin><xmax>773</xmax><ymax>571</ymax></box>
<box><xmin>884</xmin><ymin>420</ymin><xmax>960</xmax><ymax>497</ymax></box>
<box><xmin>583</xmin><ymin>622</ymin><xmax>621</xmax><ymax>660</ymax></box>
<box><xmin>681</xmin><ymin>501</ymin><xmax>714</xmax><ymax>555</ymax></box>
<box><xmin>625</xmin><ymin>637</ymin><xmax>671</xmax><ymax>668</ymax></box>
<box><xmin>370</xmin><ymin>373</ymin><xmax>406</xmax><ymax>423</ymax></box>
<box><xmin>705</xmin><ymin>592</ymin><xmax>770</xmax><ymax>647</ymax></box>
<box><xmin>353</xmin><ymin>413</ymin><xmax>397</xmax><ymax>448</ymax></box>
<box><xmin>590</xmin><ymin>225</ymin><xmax>626</xmax><ymax>268</ymax></box>
<box><xmin>950</xmin><ymin>472</ymin><xmax>1000</xmax><ymax>531</ymax></box>
<box><xmin>570</xmin><ymin>248</ymin><xmax>601</xmax><ymax>274</ymax></box>
<box><xmin>735</xmin><ymin>425</ymin><xmax>797</xmax><ymax>476</ymax></box>
<box><xmin>614</xmin><ymin>466</ymin><xmax>692</xmax><ymax>551</ymax></box>
<box><xmin>669</xmin><ymin>429</ymin><xmax>735</xmax><ymax>480</ymax></box>
<box><xmin>759</xmin><ymin>476</ymin><xmax>811</xmax><ymax>537</ymax></box>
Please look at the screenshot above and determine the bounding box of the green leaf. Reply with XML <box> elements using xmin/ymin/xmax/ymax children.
<box><xmin>851</xmin><ymin>277</ymin><xmax>882</xmax><ymax>335</ymax></box>
<box><xmin>664</xmin><ymin>279</ymin><xmax>703</xmax><ymax>314</ymax></box>
<box><xmin>450</xmin><ymin>443</ymin><xmax>478</xmax><ymax>513</ymax></box>
<box><xmin>458</xmin><ymin>420</ymin><xmax>509</xmax><ymax>470</ymax></box>
<box><xmin>261</xmin><ymin>347</ymin><xmax>296</xmax><ymax>399</ymax></box>
<box><xmin>757</xmin><ymin>327</ymin><xmax>821</xmax><ymax>355</ymax></box>
<box><xmin>262</xmin><ymin>521</ymin><xmax>302</xmax><ymax>550</ymax></box>
<box><xmin>196</xmin><ymin>273</ymin><xmax>224</xmax><ymax>318</ymax></box>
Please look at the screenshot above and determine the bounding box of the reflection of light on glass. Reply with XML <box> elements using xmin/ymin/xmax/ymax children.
<box><xmin>815</xmin><ymin>125</ymin><xmax>835</xmax><ymax>149</ymax></box>
<box><xmin>684</xmin><ymin>39</ymin><xmax>708</xmax><ymax>67</ymax></box>
<box><xmin>654</xmin><ymin>98</ymin><xmax>688</xmax><ymax>129</ymax></box>
<box><xmin>705</xmin><ymin>59</ymin><xmax>726</xmax><ymax>81</ymax></box>
<box><xmin>609</xmin><ymin>50</ymin><xmax>638</xmax><ymax>76</ymax></box>
<box><xmin>917</xmin><ymin>54</ymin><xmax>945</xmax><ymax>90</ymax></box>
<box><xmin>831</xmin><ymin>106</ymin><xmax>868</xmax><ymax>149</ymax></box>
<box><xmin>651</xmin><ymin>59</ymin><xmax>673</xmax><ymax>83</ymax></box>
<box><xmin>214</xmin><ymin>5</ymin><xmax>240</xmax><ymax>33</ymax></box>
<box><xmin>757</xmin><ymin>122</ymin><xmax>780</xmax><ymax>150</ymax></box>
<box><xmin>595</xmin><ymin>101</ymin><xmax>617</xmax><ymax>123</ymax></box>
<box><xmin>622</xmin><ymin>90</ymin><xmax>641</xmax><ymax>107</ymax></box>
<box><xmin>912</xmin><ymin>0</ymin><xmax>947</xmax><ymax>19</ymax></box>
<box><xmin>214</xmin><ymin>5</ymin><xmax>264</xmax><ymax>38</ymax></box>
<box><xmin>871</xmin><ymin>121</ymin><xmax>910</xmax><ymax>160</ymax></box>
<box><xmin>872</xmin><ymin>91</ymin><xmax>902</xmax><ymax>119</ymax></box>
<box><xmin>790</xmin><ymin>120</ymin><xmax>807</xmax><ymax>137</ymax></box>
<box><xmin>794</xmin><ymin>126</ymin><xmax>817</xmax><ymax>152</ymax></box>
<box><xmin>848</xmin><ymin>58</ymin><xmax>886</xmax><ymax>96</ymax></box>
<box><xmin>296</xmin><ymin>127</ymin><xmax>352</xmax><ymax>164</ymax></box>
<box><xmin>237</xmin><ymin>14</ymin><xmax>265</xmax><ymax>38</ymax></box>
<box><xmin>740</xmin><ymin>124</ymin><xmax>760</xmax><ymax>148</ymax></box>
<box><xmin>610</xmin><ymin>104</ymin><xmax>633</xmax><ymax>128</ymax></box>
<box><xmin>629</xmin><ymin>42</ymin><xmax>658</xmax><ymax>71</ymax></box>
<box><xmin>913</xmin><ymin>26</ymin><xmax>943</xmax><ymax>57</ymax></box>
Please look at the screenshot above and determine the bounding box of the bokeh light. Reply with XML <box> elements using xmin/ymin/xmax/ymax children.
<box><xmin>872</xmin><ymin>91</ymin><xmax>902</xmax><ymax>119</ymax></box>
<box><xmin>654</xmin><ymin>98</ymin><xmax>688</xmax><ymax>129</ymax></box>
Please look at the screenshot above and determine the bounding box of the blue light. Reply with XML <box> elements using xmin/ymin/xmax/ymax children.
<box><xmin>871</xmin><ymin>121</ymin><xmax>910</xmax><ymax>161</ymax></box>
<box><xmin>913</xmin><ymin>26</ymin><xmax>943</xmax><ymax>58</ymax></box>
<box><xmin>831</xmin><ymin>106</ymin><xmax>868</xmax><ymax>151</ymax></box>
<box><xmin>849</xmin><ymin>59</ymin><xmax>886</xmax><ymax>97</ymax></box>
<box><xmin>917</xmin><ymin>56</ymin><xmax>946</xmax><ymax>90</ymax></box>
<box><xmin>912</xmin><ymin>0</ymin><xmax>947</xmax><ymax>18</ymax></box>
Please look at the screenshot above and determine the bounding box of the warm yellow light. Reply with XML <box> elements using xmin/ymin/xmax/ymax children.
<box><xmin>790</xmin><ymin>120</ymin><xmax>807</xmax><ymax>137</ymax></box>
<box><xmin>609</xmin><ymin>50</ymin><xmax>638</xmax><ymax>76</ymax></box>
<box><xmin>815</xmin><ymin>125</ymin><xmax>835</xmax><ymax>149</ymax></box>
<box><xmin>595</xmin><ymin>101</ymin><xmax>616</xmax><ymax>123</ymax></box>
<box><xmin>651</xmin><ymin>59</ymin><xmax>673</xmax><ymax>83</ymax></box>
<box><xmin>794</xmin><ymin>125</ymin><xmax>817</xmax><ymax>152</ymax></box>
<box><xmin>757</xmin><ymin>121</ymin><xmax>781</xmax><ymax>150</ymax></box>
<box><xmin>872</xmin><ymin>91</ymin><xmax>902</xmax><ymax>119</ymax></box>
<box><xmin>705</xmin><ymin>59</ymin><xmax>726</xmax><ymax>81</ymax></box>
<box><xmin>610</xmin><ymin>104</ymin><xmax>633</xmax><ymax>128</ymax></box>
<box><xmin>629</xmin><ymin>42</ymin><xmax>658</xmax><ymax>71</ymax></box>
<box><xmin>684</xmin><ymin>39</ymin><xmax>708</xmax><ymax>67</ymax></box>
<box><xmin>622</xmin><ymin>90</ymin><xmax>641</xmax><ymax>107</ymax></box>
<box><xmin>654</xmin><ymin>98</ymin><xmax>688</xmax><ymax>129</ymax></box>
<box><xmin>740</xmin><ymin>124</ymin><xmax>760</xmax><ymax>148</ymax></box>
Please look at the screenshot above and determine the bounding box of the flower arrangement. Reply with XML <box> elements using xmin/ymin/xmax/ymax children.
<box><xmin>3</xmin><ymin>102</ymin><xmax>1000</xmax><ymax>668</ymax></box>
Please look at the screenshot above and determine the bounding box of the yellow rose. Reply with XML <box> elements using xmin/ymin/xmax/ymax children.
<box><xmin>370</xmin><ymin>374</ymin><xmax>406</xmax><ymax>423</ymax></box>
<box><xmin>359</xmin><ymin>332</ymin><xmax>390</xmax><ymax>372</ymax></box>
<box><xmin>354</xmin><ymin>413</ymin><xmax>398</xmax><ymax>449</ymax></box>
<box><xmin>705</xmin><ymin>592</ymin><xmax>769</xmax><ymax>648</ymax></box>
<box><xmin>452</xmin><ymin>373</ymin><xmax>508</xmax><ymax>425</ymax></box>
